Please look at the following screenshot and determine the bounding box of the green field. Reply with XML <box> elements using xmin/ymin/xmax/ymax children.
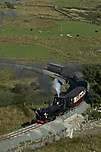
<box><xmin>1</xmin><ymin>19</ymin><xmax>101</xmax><ymax>37</ymax></box>
<box><xmin>20</xmin><ymin>21</ymin><xmax>101</xmax><ymax>36</ymax></box>
<box><xmin>17</xmin><ymin>0</ymin><xmax>101</xmax><ymax>8</ymax></box>
<box><xmin>0</xmin><ymin>19</ymin><xmax>101</xmax><ymax>63</ymax></box>
<box><xmin>0</xmin><ymin>45</ymin><xmax>50</xmax><ymax>60</ymax></box>
<box><xmin>0</xmin><ymin>0</ymin><xmax>100</xmax><ymax>63</ymax></box>
<box><xmin>54</xmin><ymin>0</ymin><xmax>101</xmax><ymax>7</ymax></box>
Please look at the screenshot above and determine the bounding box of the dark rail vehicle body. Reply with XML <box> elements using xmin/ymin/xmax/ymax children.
<box><xmin>46</xmin><ymin>63</ymin><xmax>82</xmax><ymax>79</ymax></box>
<box><xmin>46</xmin><ymin>63</ymin><xmax>64</xmax><ymax>75</ymax></box>
<box><xmin>35</xmin><ymin>87</ymin><xmax>86</xmax><ymax>123</ymax></box>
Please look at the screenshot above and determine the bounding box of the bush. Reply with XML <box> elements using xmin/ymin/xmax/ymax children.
<box><xmin>85</xmin><ymin>109</ymin><xmax>101</xmax><ymax>120</ymax></box>
<box><xmin>83</xmin><ymin>65</ymin><xmax>101</xmax><ymax>108</ymax></box>
<box><xmin>5</xmin><ymin>2</ymin><xmax>15</xmax><ymax>9</ymax></box>
<box><xmin>0</xmin><ymin>89</ymin><xmax>14</xmax><ymax>106</ymax></box>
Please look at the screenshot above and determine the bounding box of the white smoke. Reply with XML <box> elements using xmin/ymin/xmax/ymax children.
<box><xmin>53</xmin><ymin>78</ymin><xmax>61</xmax><ymax>97</ymax></box>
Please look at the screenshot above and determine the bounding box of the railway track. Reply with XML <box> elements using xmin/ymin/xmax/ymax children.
<box><xmin>0</xmin><ymin>101</ymin><xmax>89</xmax><ymax>152</ymax></box>
<box><xmin>0</xmin><ymin>101</ymin><xmax>88</xmax><ymax>142</ymax></box>
<box><xmin>0</xmin><ymin>123</ymin><xmax>42</xmax><ymax>141</ymax></box>
<box><xmin>0</xmin><ymin>109</ymin><xmax>74</xmax><ymax>142</ymax></box>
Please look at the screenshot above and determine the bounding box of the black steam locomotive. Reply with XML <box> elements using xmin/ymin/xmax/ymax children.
<box><xmin>30</xmin><ymin>63</ymin><xmax>88</xmax><ymax>124</ymax></box>
<box><xmin>34</xmin><ymin>86</ymin><xmax>87</xmax><ymax>124</ymax></box>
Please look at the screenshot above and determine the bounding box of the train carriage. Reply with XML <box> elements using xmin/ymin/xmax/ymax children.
<box><xmin>46</xmin><ymin>63</ymin><xmax>64</xmax><ymax>75</ymax></box>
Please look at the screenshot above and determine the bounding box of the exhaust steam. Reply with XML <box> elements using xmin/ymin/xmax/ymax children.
<box><xmin>53</xmin><ymin>78</ymin><xmax>61</xmax><ymax>97</ymax></box>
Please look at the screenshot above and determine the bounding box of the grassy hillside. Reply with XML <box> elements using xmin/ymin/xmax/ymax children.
<box><xmin>0</xmin><ymin>65</ymin><xmax>50</xmax><ymax>134</ymax></box>
<box><xmin>0</xmin><ymin>0</ymin><xmax>101</xmax><ymax>63</ymax></box>
<box><xmin>24</xmin><ymin>128</ymin><xmax>101</xmax><ymax>152</ymax></box>
<box><xmin>0</xmin><ymin>0</ymin><xmax>101</xmax><ymax>135</ymax></box>
<box><xmin>54</xmin><ymin>0</ymin><xmax>101</xmax><ymax>7</ymax></box>
<box><xmin>19</xmin><ymin>0</ymin><xmax>101</xmax><ymax>8</ymax></box>
<box><xmin>0</xmin><ymin>20</ymin><xmax>101</xmax><ymax>63</ymax></box>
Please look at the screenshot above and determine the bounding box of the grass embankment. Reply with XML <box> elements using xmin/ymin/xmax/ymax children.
<box><xmin>24</xmin><ymin>129</ymin><xmax>101</xmax><ymax>152</ymax></box>
<box><xmin>0</xmin><ymin>66</ymin><xmax>50</xmax><ymax>134</ymax></box>
<box><xmin>0</xmin><ymin>105</ymin><xmax>31</xmax><ymax>135</ymax></box>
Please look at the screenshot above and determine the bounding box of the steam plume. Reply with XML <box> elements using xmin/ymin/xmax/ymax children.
<box><xmin>53</xmin><ymin>78</ymin><xmax>61</xmax><ymax>97</ymax></box>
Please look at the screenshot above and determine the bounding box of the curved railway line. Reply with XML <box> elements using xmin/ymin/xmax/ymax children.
<box><xmin>0</xmin><ymin>101</ymin><xmax>89</xmax><ymax>142</ymax></box>
<box><xmin>0</xmin><ymin>61</ymin><xmax>90</xmax><ymax>151</ymax></box>
<box><xmin>0</xmin><ymin>101</ymin><xmax>90</xmax><ymax>152</ymax></box>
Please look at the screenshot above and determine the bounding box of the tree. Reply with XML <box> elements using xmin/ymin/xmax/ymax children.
<box><xmin>83</xmin><ymin>65</ymin><xmax>101</xmax><ymax>108</ymax></box>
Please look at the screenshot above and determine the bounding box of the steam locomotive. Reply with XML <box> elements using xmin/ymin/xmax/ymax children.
<box><xmin>30</xmin><ymin>63</ymin><xmax>88</xmax><ymax>124</ymax></box>
<box><xmin>21</xmin><ymin>63</ymin><xmax>89</xmax><ymax>127</ymax></box>
<box><xmin>33</xmin><ymin>86</ymin><xmax>87</xmax><ymax>124</ymax></box>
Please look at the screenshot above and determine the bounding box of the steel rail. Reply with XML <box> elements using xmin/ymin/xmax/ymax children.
<box><xmin>0</xmin><ymin>123</ymin><xmax>42</xmax><ymax>141</ymax></box>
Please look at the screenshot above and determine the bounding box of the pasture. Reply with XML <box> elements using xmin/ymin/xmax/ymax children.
<box><xmin>0</xmin><ymin>18</ymin><xmax>101</xmax><ymax>63</ymax></box>
<box><xmin>54</xmin><ymin>0</ymin><xmax>101</xmax><ymax>7</ymax></box>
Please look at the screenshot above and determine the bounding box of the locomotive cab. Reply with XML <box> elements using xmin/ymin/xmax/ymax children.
<box><xmin>53</xmin><ymin>97</ymin><xmax>64</xmax><ymax>106</ymax></box>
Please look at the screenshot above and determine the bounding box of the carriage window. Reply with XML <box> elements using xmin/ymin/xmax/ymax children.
<box><xmin>79</xmin><ymin>91</ymin><xmax>83</xmax><ymax>96</ymax></box>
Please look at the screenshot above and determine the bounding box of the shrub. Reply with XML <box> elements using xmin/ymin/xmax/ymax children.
<box><xmin>5</xmin><ymin>2</ymin><xmax>15</xmax><ymax>9</ymax></box>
